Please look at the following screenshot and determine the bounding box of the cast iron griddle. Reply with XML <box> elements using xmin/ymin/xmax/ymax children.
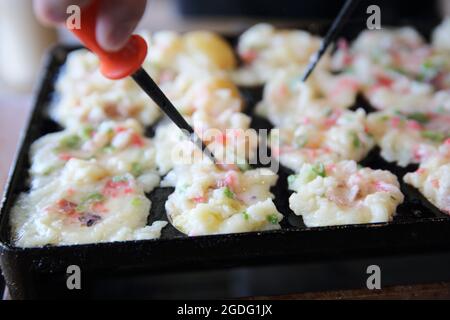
<box><xmin>1</xmin><ymin>20</ymin><xmax>450</xmax><ymax>299</ymax></box>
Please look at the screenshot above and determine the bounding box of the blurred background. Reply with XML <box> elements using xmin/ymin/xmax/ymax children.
<box><xmin>0</xmin><ymin>0</ymin><xmax>450</xmax><ymax>299</ymax></box>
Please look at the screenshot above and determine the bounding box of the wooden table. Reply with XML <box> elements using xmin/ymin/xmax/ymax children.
<box><xmin>3</xmin><ymin>283</ymin><xmax>450</xmax><ymax>300</ymax></box>
<box><xmin>248</xmin><ymin>282</ymin><xmax>450</xmax><ymax>300</ymax></box>
<box><xmin>0</xmin><ymin>94</ymin><xmax>31</xmax><ymax>196</ymax></box>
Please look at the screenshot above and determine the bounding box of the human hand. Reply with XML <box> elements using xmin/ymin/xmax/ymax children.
<box><xmin>33</xmin><ymin>0</ymin><xmax>147</xmax><ymax>52</ymax></box>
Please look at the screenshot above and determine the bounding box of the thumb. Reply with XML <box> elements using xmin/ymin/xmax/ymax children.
<box><xmin>96</xmin><ymin>0</ymin><xmax>147</xmax><ymax>52</ymax></box>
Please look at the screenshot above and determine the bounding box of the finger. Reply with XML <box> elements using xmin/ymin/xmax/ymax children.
<box><xmin>96</xmin><ymin>0</ymin><xmax>147</xmax><ymax>52</ymax></box>
<box><xmin>34</xmin><ymin>0</ymin><xmax>91</xmax><ymax>25</ymax></box>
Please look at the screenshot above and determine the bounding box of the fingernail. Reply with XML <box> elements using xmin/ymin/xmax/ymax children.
<box><xmin>102</xmin><ymin>21</ymin><xmax>135</xmax><ymax>52</ymax></box>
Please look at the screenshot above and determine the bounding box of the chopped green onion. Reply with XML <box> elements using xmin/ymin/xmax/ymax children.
<box><xmin>388</xmin><ymin>66</ymin><xmax>408</xmax><ymax>76</ymax></box>
<box><xmin>417</xmin><ymin>60</ymin><xmax>438</xmax><ymax>81</ymax></box>
<box><xmin>101</xmin><ymin>144</ymin><xmax>116</xmax><ymax>153</ymax></box>
<box><xmin>379</xmin><ymin>115</ymin><xmax>390</xmax><ymax>122</ymax></box>
<box><xmin>407</xmin><ymin>112</ymin><xmax>430</xmax><ymax>124</ymax></box>
<box><xmin>85</xmin><ymin>193</ymin><xmax>104</xmax><ymax>203</ymax></box>
<box><xmin>421</xmin><ymin>130</ymin><xmax>446</xmax><ymax>143</ymax></box>
<box><xmin>243</xmin><ymin>211</ymin><xmax>249</xmax><ymax>221</ymax></box>
<box><xmin>43</xmin><ymin>166</ymin><xmax>55</xmax><ymax>176</ymax></box>
<box><xmin>436</xmin><ymin>106</ymin><xmax>446</xmax><ymax>114</ymax></box>
<box><xmin>237</xmin><ymin>162</ymin><xmax>250</xmax><ymax>172</ymax></box>
<box><xmin>131</xmin><ymin>197</ymin><xmax>142</xmax><ymax>207</ymax></box>
<box><xmin>57</xmin><ymin>135</ymin><xmax>81</xmax><ymax>150</ymax></box>
<box><xmin>77</xmin><ymin>192</ymin><xmax>104</xmax><ymax>212</ymax></box>
<box><xmin>351</xmin><ymin>131</ymin><xmax>361</xmax><ymax>149</ymax></box>
<box><xmin>131</xmin><ymin>162</ymin><xmax>144</xmax><ymax>176</ymax></box>
<box><xmin>266</xmin><ymin>214</ymin><xmax>279</xmax><ymax>225</ymax></box>
<box><xmin>112</xmin><ymin>175</ymin><xmax>128</xmax><ymax>183</ymax></box>
<box><xmin>223</xmin><ymin>187</ymin><xmax>235</xmax><ymax>199</ymax></box>
<box><xmin>80</xmin><ymin>126</ymin><xmax>94</xmax><ymax>140</ymax></box>
<box><xmin>312</xmin><ymin>163</ymin><xmax>326</xmax><ymax>178</ymax></box>
<box><xmin>422</xmin><ymin>60</ymin><xmax>434</xmax><ymax>70</ymax></box>
<box><xmin>287</xmin><ymin>175</ymin><xmax>297</xmax><ymax>188</ymax></box>
<box><xmin>344</xmin><ymin>67</ymin><xmax>354</xmax><ymax>74</ymax></box>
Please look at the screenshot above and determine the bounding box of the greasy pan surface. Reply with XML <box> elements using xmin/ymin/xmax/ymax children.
<box><xmin>1</xmin><ymin>20</ymin><xmax>450</xmax><ymax>299</ymax></box>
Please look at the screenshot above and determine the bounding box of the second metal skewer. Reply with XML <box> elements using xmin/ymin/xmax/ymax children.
<box><xmin>301</xmin><ymin>0</ymin><xmax>360</xmax><ymax>82</ymax></box>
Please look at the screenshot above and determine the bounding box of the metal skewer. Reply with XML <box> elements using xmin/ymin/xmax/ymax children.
<box><xmin>68</xmin><ymin>0</ymin><xmax>217</xmax><ymax>164</ymax></box>
<box><xmin>131</xmin><ymin>68</ymin><xmax>216</xmax><ymax>163</ymax></box>
<box><xmin>301</xmin><ymin>0</ymin><xmax>360</xmax><ymax>82</ymax></box>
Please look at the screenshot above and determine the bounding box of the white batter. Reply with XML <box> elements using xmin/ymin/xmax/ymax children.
<box><xmin>11</xmin><ymin>159</ymin><xmax>167</xmax><ymax>247</ymax></box>
<box><xmin>51</xmin><ymin>30</ymin><xmax>237</xmax><ymax>128</ymax></box>
<box><xmin>332</xmin><ymin>24</ymin><xmax>450</xmax><ymax>108</ymax></box>
<box><xmin>152</xmin><ymin>77</ymin><xmax>256</xmax><ymax>175</ymax></box>
<box><xmin>51</xmin><ymin>49</ymin><xmax>162</xmax><ymax>128</ymax></box>
<box><xmin>144</xmin><ymin>30</ymin><xmax>237</xmax><ymax>75</ymax></box>
<box><xmin>234</xmin><ymin>24</ymin><xmax>328</xmax><ymax>86</ymax></box>
<box><xmin>256</xmin><ymin>68</ymin><xmax>361</xmax><ymax>127</ymax></box>
<box><xmin>154</xmin><ymin>121</ymin><xmax>258</xmax><ymax>176</ymax></box>
<box><xmin>162</xmin><ymin>163</ymin><xmax>283</xmax><ymax>236</ymax></box>
<box><xmin>30</xmin><ymin>119</ymin><xmax>160</xmax><ymax>192</ymax></box>
<box><xmin>432</xmin><ymin>17</ymin><xmax>450</xmax><ymax>53</ymax></box>
<box><xmin>367</xmin><ymin>110</ymin><xmax>450</xmax><ymax>166</ymax></box>
<box><xmin>363</xmin><ymin>71</ymin><xmax>435</xmax><ymax>112</ymax></box>
<box><xmin>404</xmin><ymin>141</ymin><xmax>450</xmax><ymax>214</ymax></box>
<box><xmin>289</xmin><ymin>160</ymin><xmax>404</xmax><ymax>227</ymax></box>
<box><xmin>271</xmin><ymin>108</ymin><xmax>375</xmax><ymax>172</ymax></box>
